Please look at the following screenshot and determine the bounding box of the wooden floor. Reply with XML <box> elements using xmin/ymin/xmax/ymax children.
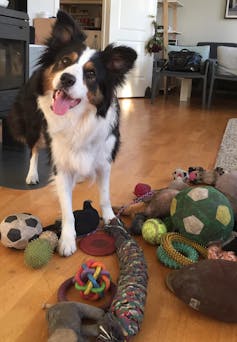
<box><xmin>1</xmin><ymin>93</ymin><xmax>237</xmax><ymax>342</ymax></box>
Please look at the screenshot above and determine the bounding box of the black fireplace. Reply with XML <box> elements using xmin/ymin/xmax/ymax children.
<box><xmin>0</xmin><ymin>6</ymin><xmax>29</xmax><ymax>153</ymax></box>
<box><xmin>0</xmin><ymin>6</ymin><xmax>50</xmax><ymax>190</ymax></box>
<box><xmin>0</xmin><ymin>7</ymin><xmax>29</xmax><ymax>120</ymax></box>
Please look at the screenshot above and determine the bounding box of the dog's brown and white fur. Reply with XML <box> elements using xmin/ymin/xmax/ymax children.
<box><xmin>8</xmin><ymin>11</ymin><xmax>137</xmax><ymax>256</ymax></box>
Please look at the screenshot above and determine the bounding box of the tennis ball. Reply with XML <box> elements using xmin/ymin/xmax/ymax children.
<box><xmin>142</xmin><ymin>218</ymin><xmax>167</xmax><ymax>245</ymax></box>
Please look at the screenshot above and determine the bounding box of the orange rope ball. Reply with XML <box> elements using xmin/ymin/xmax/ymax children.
<box><xmin>74</xmin><ymin>259</ymin><xmax>111</xmax><ymax>301</ymax></box>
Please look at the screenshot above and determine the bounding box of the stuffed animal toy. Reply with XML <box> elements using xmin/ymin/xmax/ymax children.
<box><xmin>215</xmin><ymin>170</ymin><xmax>237</xmax><ymax>221</ymax></box>
<box><xmin>168</xmin><ymin>177</ymin><xmax>189</xmax><ymax>191</ymax></box>
<box><xmin>207</xmin><ymin>243</ymin><xmax>237</xmax><ymax>261</ymax></box>
<box><xmin>166</xmin><ymin>259</ymin><xmax>237</xmax><ymax>322</ymax></box>
<box><xmin>201</xmin><ymin>167</ymin><xmax>227</xmax><ymax>185</ymax></box>
<box><xmin>188</xmin><ymin>166</ymin><xmax>205</xmax><ymax>184</ymax></box>
<box><xmin>114</xmin><ymin>188</ymin><xmax>179</xmax><ymax>220</ymax></box>
<box><xmin>0</xmin><ymin>213</ymin><xmax>42</xmax><ymax>249</ymax></box>
<box><xmin>144</xmin><ymin>188</ymin><xmax>179</xmax><ymax>218</ymax></box>
<box><xmin>172</xmin><ymin>168</ymin><xmax>189</xmax><ymax>182</ymax></box>
<box><xmin>45</xmin><ymin>200</ymin><xmax>100</xmax><ymax>238</ymax></box>
<box><xmin>45</xmin><ymin>301</ymin><xmax>105</xmax><ymax>342</ymax></box>
<box><xmin>114</xmin><ymin>188</ymin><xmax>179</xmax><ymax>235</ymax></box>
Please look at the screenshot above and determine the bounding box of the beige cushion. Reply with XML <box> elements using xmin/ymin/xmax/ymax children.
<box><xmin>217</xmin><ymin>46</ymin><xmax>237</xmax><ymax>76</ymax></box>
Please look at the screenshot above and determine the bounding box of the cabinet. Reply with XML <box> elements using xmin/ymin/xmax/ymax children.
<box><xmin>60</xmin><ymin>0</ymin><xmax>102</xmax><ymax>48</ymax></box>
<box><xmin>157</xmin><ymin>0</ymin><xmax>183</xmax><ymax>57</ymax></box>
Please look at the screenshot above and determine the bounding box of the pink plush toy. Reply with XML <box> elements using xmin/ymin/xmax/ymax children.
<box><xmin>208</xmin><ymin>243</ymin><xmax>237</xmax><ymax>262</ymax></box>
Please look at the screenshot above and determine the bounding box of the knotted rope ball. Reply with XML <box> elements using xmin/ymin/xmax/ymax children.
<box><xmin>74</xmin><ymin>259</ymin><xmax>111</xmax><ymax>301</ymax></box>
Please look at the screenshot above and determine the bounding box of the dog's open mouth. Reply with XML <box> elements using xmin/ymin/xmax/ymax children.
<box><xmin>51</xmin><ymin>89</ymin><xmax>81</xmax><ymax>115</ymax></box>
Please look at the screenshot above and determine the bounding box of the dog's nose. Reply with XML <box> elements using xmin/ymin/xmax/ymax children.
<box><xmin>60</xmin><ymin>73</ymin><xmax>76</xmax><ymax>88</ymax></box>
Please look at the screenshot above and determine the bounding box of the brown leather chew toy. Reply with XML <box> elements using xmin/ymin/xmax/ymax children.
<box><xmin>166</xmin><ymin>259</ymin><xmax>237</xmax><ymax>322</ymax></box>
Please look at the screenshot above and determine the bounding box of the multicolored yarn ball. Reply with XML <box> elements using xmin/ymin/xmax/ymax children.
<box><xmin>74</xmin><ymin>259</ymin><xmax>111</xmax><ymax>301</ymax></box>
<box><xmin>142</xmin><ymin>218</ymin><xmax>167</xmax><ymax>245</ymax></box>
<box><xmin>134</xmin><ymin>183</ymin><xmax>151</xmax><ymax>197</ymax></box>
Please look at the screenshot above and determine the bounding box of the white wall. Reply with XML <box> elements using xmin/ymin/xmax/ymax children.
<box><xmin>177</xmin><ymin>0</ymin><xmax>237</xmax><ymax>45</ymax></box>
<box><xmin>28</xmin><ymin>0</ymin><xmax>60</xmax><ymax>25</ymax></box>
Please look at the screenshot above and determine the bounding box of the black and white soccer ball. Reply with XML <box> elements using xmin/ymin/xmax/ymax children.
<box><xmin>0</xmin><ymin>213</ymin><xmax>43</xmax><ymax>249</ymax></box>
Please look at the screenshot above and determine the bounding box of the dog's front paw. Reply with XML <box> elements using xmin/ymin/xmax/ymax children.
<box><xmin>26</xmin><ymin>171</ymin><xmax>39</xmax><ymax>185</ymax></box>
<box><xmin>58</xmin><ymin>234</ymin><xmax>77</xmax><ymax>257</ymax></box>
<box><xmin>102</xmin><ymin>206</ymin><xmax>116</xmax><ymax>224</ymax></box>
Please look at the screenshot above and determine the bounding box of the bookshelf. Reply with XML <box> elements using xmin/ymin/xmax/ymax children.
<box><xmin>158</xmin><ymin>0</ymin><xmax>183</xmax><ymax>57</ymax></box>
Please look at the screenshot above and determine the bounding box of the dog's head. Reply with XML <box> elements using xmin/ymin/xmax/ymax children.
<box><xmin>38</xmin><ymin>11</ymin><xmax>137</xmax><ymax>117</ymax></box>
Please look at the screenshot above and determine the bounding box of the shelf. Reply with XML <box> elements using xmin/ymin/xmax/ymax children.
<box><xmin>158</xmin><ymin>0</ymin><xmax>183</xmax><ymax>7</ymax></box>
<box><xmin>61</xmin><ymin>0</ymin><xmax>102</xmax><ymax>4</ymax></box>
<box><xmin>158</xmin><ymin>29</ymin><xmax>182</xmax><ymax>34</ymax></box>
<box><xmin>168</xmin><ymin>31</ymin><xmax>182</xmax><ymax>34</ymax></box>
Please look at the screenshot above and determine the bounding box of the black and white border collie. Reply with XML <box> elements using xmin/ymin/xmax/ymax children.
<box><xmin>8</xmin><ymin>11</ymin><xmax>137</xmax><ymax>256</ymax></box>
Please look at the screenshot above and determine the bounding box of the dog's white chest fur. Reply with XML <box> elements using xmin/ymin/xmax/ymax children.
<box><xmin>38</xmin><ymin>96</ymin><xmax>117</xmax><ymax>180</ymax></box>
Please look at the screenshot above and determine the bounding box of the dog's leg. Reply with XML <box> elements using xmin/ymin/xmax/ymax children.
<box><xmin>26</xmin><ymin>146</ymin><xmax>39</xmax><ymax>184</ymax></box>
<box><xmin>56</xmin><ymin>171</ymin><xmax>77</xmax><ymax>257</ymax></box>
<box><xmin>97</xmin><ymin>163</ymin><xmax>115</xmax><ymax>224</ymax></box>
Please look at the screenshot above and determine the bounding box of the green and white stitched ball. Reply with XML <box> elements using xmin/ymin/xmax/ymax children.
<box><xmin>170</xmin><ymin>186</ymin><xmax>234</xmax><ymax>246</ymax></box>
<box><xmin>142</xmin><ymin>218</ymin><xmax>167</xmax><ymax>245</ymax></box>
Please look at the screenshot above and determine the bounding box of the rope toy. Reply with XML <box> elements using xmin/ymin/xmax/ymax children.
<box><xmin>99</xmin><ymin>221</ymin><xmax>148</xmax><ymax>340</ymax></box>
<box><xmin>74</xmin><ymin>260</ymin><xmax>111</xmax><ymax>300</ymax></box>
<box><xmin>47</xmin><ymin>220</ymin><xmax>148</xmax><ymax>341</ymax></box>
<box><xmin>116</xmin><ymin>190</ymin><xmax>155</xmax><ymax>218</ymax></box>
<box><xmin>157</xmin><ymin>232</ymin><xmax>207</xmax><ymax>269</ymax></box>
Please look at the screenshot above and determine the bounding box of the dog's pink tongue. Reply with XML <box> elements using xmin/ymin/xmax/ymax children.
<box><xmin>52</xmin><ymin>90</ymin><xmax>80</xmax><ymax>115</ymax></box>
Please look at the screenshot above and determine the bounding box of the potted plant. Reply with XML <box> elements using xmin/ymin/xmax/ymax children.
<box><xmin>145</xmin><ymin>21</ymin><xmax>163</xmax><ymax>54</ymax></box>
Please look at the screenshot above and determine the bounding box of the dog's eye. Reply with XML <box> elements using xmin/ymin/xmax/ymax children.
<box><xmin>61</xmin><ymin>57</ymin><xmax>72</xmax><ymax>66</ymax></box>
<box><xmin>86</xmin><ymin>70</ymin><xmax>96</xmax><ymax>79</ymax></box>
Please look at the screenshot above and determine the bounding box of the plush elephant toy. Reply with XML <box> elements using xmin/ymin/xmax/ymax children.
<box><xmin>46</xmin><ymin>301</ymin><xmax>105</xmax><ymax>342</ymax></box>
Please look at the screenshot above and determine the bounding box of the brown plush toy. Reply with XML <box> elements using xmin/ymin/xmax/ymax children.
<box><xmin>166</xmin><ymin>259</ymin><xmax>237</xmax><ymax>322</ymax></box>
<box><xmin>194</xmin><ymin>168</ymin><xmax>237</xmax><ymax>220</ymax></box>
<box><xmin>45</xmin><ymin>301</ymin><xmax>105</xmax><ymax>342</ymax></box>
<box><xmin>114</xmin><ymin>188</ymin><xmax>179</xmax><ymax>235</ymax></box>
<box><xmin>114</xmin><ymin>188</ymin><xmax>179</xmax><ymax>220</ymax></box>
<box><xmin>215</xmin><ymin>170</ymin><xmax>237</xmax><ymax>220</ymax></box>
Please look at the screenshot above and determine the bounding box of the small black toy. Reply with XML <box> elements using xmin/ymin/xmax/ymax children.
<box><xmin>45</xmin><ymin>200</ymin><xmax>100</xmax><ymax>238</ymax></box>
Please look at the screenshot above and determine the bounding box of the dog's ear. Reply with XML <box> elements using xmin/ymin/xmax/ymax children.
<box><xmin>102</xmin><ymin>44</ymin><xmax>137</xmax><ymax>86</ymax></box>
<box><xmin>49</xmin><ymin>10</ymin><xmax>86</xmax><ymax>47</ymax></box>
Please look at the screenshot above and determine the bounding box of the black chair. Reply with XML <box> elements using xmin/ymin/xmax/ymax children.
<box><xmin>197</xmin><ymin>42</ymin><xmax>237</xmax><ymax>108</ymax></box>
<box><xmin>207</xmin><ymin>61</ymin><xmax>237</xmax><ymax>108</ymax></box>
<box><xmin>151</xmin><ymin>47</ymin><xmax>210</xmax><ymax>108</ymax></box>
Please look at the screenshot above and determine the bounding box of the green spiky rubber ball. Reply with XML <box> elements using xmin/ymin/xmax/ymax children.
<box><xmin>24</xmin><ymin>238</ymin><xmax>53</xmax><ymax>269</ymax></box>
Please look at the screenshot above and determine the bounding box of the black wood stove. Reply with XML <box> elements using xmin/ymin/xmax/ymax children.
<box><xmin>0</xmin><ymin>6</ymin><xmax>50</xmax><ymax>189</ymax></box>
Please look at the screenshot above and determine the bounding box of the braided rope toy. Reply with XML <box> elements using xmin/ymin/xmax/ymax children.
<box><xmin>49</xmin><ymin>220</ymin><xmax>148</xmax><ymax>341</ymax></box>
<box><xmin>98</xmin><ymin>222</ymin><xmax>148</xmax><ymax>340</ymax></box>
<box><xmin>157</xmin><ymin>232</ymin><xmax>207</xmax><ymax>269</ymax></box>
<box><xmin>74</xmin><ymin>260</ymin><xmax>111</xmax><ymax>300</ymax></box>
<box><xmin>116</xmin><ymin>190</ymin><xmax>155</xmax><ymax>217</ymax></box>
